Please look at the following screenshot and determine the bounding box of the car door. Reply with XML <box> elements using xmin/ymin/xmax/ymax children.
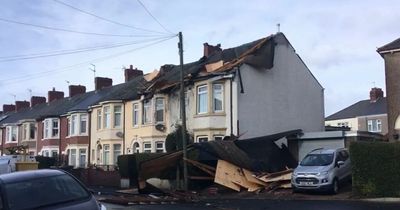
<box><xmin>339</xmin><ymin>150</ymin><xmax>351</xmax><ymax>179</ymax></box>
<box><xmin>335</xmin><ymin>151</ymin><xmax>346</xmax><ymax>180</ymax></box>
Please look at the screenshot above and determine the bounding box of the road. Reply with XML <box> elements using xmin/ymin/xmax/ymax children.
<box><xmin>102</xmin><ymin>199</ymin><xmax>400</xmax><ymax>210</ymax></box>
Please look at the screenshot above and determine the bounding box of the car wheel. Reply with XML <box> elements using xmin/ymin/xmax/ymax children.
<box><xmin>331</xmin><ymin>178</ymin><xmax>339</xmax><ymax>194</ymax></box>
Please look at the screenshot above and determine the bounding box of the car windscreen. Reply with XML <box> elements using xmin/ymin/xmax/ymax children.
<box><xmin>300</xmin><ymin>153</ymin><xmax>334</xmax><ymax>166</ymax></box>
<box><xmin>4</xmin><ymin>174</ymin><xmax>90</xmax><ymax>210</ymax></box>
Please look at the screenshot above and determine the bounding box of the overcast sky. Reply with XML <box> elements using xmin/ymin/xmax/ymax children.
<box><xmin>0</xmin><ymin>0</ymin><xmax>398</xmax><ymax>116</ymax></box>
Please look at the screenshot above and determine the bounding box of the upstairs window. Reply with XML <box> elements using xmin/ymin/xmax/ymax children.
<box><xmin>97</xmin><ymin>110</ymin><xmax>102</xmax><ymax>130</ymax></box>
<box><xmin>43</xmin><ymin>119</ymin><xmax>59</xmax><ymax>139</ymax></box>
<box><xmin>23</xmin><ymin>123</ymin><xmax>35</xmax><ymax>140</ymax></box>
<box><xmin>6</xmin><ymin>126</ymin><xmax>17</xmax><ymax>143</ymax></box>
<box><xmin>368</xmin><ymin>119</ymin><xmax>382</xmax><ymax>132</ymax></box>
<box><xmin>133</xmin><ymin>103</ymin><xmax>139</xmax><ymax>127</ymax></box>
<box><xmin>143</xmin><ymin>100</ymin><xmax>152</xmax><ymax>124</ymax></box>
<box><xmin>155</xmin><ymin>98</ymin><xmax>164</xmax><ymax>123</ymax></box>
<box><xmin>197</xmin><ymin>85</ymin><xmax>208</xmax><ymax>114</ymax></box>
<box><xmin>103</xmin><ymin>106</ymin><xmax>110</xmax><ymax>128</ymax></box>
<box><xmin>80</xmin><ymin>114</ymin><xmax>87</xmax><ymax>134</ymax></box>
<box><xmin>213</xmin><ymin>84</ymin><xmax>223</xmax><ymax>112</ymax></box>
<box><xmin>114</xmin><ymin>105</ymin><xmax>122</xmax><ymax>128</ymax></box>
<box><xmin>70</xmin><ymin>115</ymin><xmax>77</xmax><ymax>135</ymax></box>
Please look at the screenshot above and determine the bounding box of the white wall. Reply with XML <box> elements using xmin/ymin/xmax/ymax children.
<box><xmin>237</xmin><ymin>35</ymin><xmax>324</xmax><ymax>139</ymax></box>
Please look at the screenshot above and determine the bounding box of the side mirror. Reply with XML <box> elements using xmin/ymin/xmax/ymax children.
<box><xmin>336</xmin><ymin>161</ymin><xmax>344</xmax><ymax>167</ymax></box>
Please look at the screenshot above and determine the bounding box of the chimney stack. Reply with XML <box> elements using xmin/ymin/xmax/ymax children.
<box><xmin>31</xmin><ymin>96</ymin><xmax>46</xmax><ymax>107</ymax></box>
<box><xmin>69</xmin><ymin>85</ymin><xmax>86</xmax><ymax>97</ymax></box>
<box><xmin>15</xmin><ymin>101</ymin><xmax>30</xmax><ymax>111</ymax></box>
<box><xmin>95</xmin><ymin>77</ymin><xmax>113</xmax><ymax>90</ymax></box>
<box><xmin>48</xmin><ymin>88</ymin><xmax>64</xmax><ymax>102</ymax></box>
<box><xmin>124</xmin><ymin>65</ymin><xmax>143</xmax><ymax>82</ymax></box>
<box><xmin>203</xmin><ymin>43</ymin><xmax>222</xmax><ymax>57</ymax></box>
<box><xmin>370</xmin><ymin>87</ymin><xmax>384</xmax><ymax>103</ymax></box>
<box><xmin>3</xmin><ymin>104</ymin><xmax>15</xmax><ymax>113</ymax></box>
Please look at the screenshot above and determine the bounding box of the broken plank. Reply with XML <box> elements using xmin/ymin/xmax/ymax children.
<box><xmin>242</xmin><ymin>169</ymin><xmax>268</xmax><ymax>186</ymax></box>
<box><xmin>256</xmin><ymin>171</ymin><xmax>292</xmax><ymax>183</ymax></box>
<box><xmin>188</xmin><ymin>176</ymin><xmax>214</xmax><ymax>180</ymax></box>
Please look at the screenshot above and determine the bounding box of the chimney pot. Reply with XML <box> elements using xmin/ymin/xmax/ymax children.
<box><xmin>69</xmin><ymin>85</ymin><xmax>86</xmax><ymax>97</ymax></box>
<box><xmin>48</xmin><ymin>88</ymin><xmax>64</xmax><ymax>102</ymax></box>
<box><xmin>370</xmin><ymin>87</ymin><xmax>384</xmax><ymax>102</ymax></box>
<box><xmin>2</xmin><ymin>104</ymin><xmax>15</xmax><ymax>113</ymax></box>
<box><xmin>95</xmin><ymin>77</ymin><xmax>113</xmax><ymax>90</ymax></box>
<box><xmin>203</xmin><ymin>43</ymin><xmax>222</xmax><ymax>57</ymax></box>
<box><xmin>15</xmin><ymin>101</ymin><xmax>30</xmax><ymax>111</ymax></box>
<box><xmin>124</xmin><ymin>66</ymin><xmax>143</xmax><ymax>82</ymax></box>
<box><xmin>31</xmin><ymin>96</ymin><xmax>46</xmax><ymax>107</ymax></box>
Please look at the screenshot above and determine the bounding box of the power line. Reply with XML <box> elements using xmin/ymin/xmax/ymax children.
<box><xmin>1</xmin><ymin>35</ymin><xmax>176</xmax><ymax>85</ymax></box>
<box><xmin>0</xmin><ymin>17</ymin><xmax>167</xmax><ymax>38</ymax></box>
<box><xmin>136</xmin><ymin>0</ymin><xmax>174</xmax><ymax>35</ymax></box>
<box><xmin>52</xmin><ymin>0</ymin><xmax>169</xmax><ymax>35</ymax></box>
<box><xmin>0</xmin><ymin>36</ymin><xmax>173</xmax><ymax>62</ymax></box>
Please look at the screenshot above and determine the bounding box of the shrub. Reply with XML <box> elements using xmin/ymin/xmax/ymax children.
<box><xmin>350</xmin><ymin>141</ymin><xmax>400</xmax><ymax>197</ymax></box>
<box><xmin>35</xmin><ymin>156</ymin><xmax>57</xmax><ymax>169</ymax></box>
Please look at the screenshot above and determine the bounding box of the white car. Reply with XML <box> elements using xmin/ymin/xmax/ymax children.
<box><xmin>291</xmin><ymin>148</ymin><xmax>351</xmax><ymax>194</ymax></box>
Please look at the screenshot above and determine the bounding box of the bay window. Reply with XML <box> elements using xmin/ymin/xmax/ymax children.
<box><xmin>197</xmin><ymin>85</ymin><xmax>208</xmax><ymax>114</ymax></box>
<box><xmin>143</xmin><ymin>100</ymin><xmax>151</xmax><ymax>124</ymax></box>
<box><xmin>155</xmin><ymin>98</ymin><xmax>164</xmax><ymax>123</ymax></box>
<box><xmin>133</xmin><ymin>103</ymin><xmax>139</xmax><ymax>127</ymax></box>
<box><xmin>103</xmin><ymin>106</ymin><xmax>110</xmax><ymax>128</ymax></box>
<box><xmin>97</xmin><ymin>109</ymin><xmax>102</xmax><ymax>130</ymax></box>
<box><xmin>213</xmin><ymin>84</ymin><xmax>223</xmax><ymax>112</ymax></box>
<box><xmin>113</xmin><ymin>144</ymin><xmax>121</xmax><ymax>164</ymax></box>
<box><xmin>43</xmin><ymin>118</ymin><xmax>59</xmax><ymax>139</ymax></box>
<box><xmin>6</xmin><ymin>126</ymin><xmax>17</xmax><ymax>143</ymax></box>
<box><xmin>68</xmin><ymin>114</ymin><xmax>88</xmax><ymax>136</ymax></box>
<box><xmin>114</xmin><ymin>105</ymin><xmax>122</xmax><ymax>127</ymax></box>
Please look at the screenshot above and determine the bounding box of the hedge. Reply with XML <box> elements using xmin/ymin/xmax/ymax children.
<box><xmin>350</xmin><ymin>141</ymin><xmax>400</xmax><ymax>197</ymax></box>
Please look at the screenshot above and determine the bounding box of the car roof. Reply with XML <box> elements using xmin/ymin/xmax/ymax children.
<box><xmin>308</xmin><ymin>148</ymin><xmax>344</xmax><ymax>155</ymax></box>
<box><xmin>0</xmin><ymin>169</ymin><xmax>66</xmax><ymax>184</ymax></box>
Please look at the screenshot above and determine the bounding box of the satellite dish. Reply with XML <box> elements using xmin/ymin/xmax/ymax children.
<box><xmin>155</xmin><ymin>124</ymin><xmax>166</xmax><ymax>132</ymax></box>
<box><xmin>116</xmin><ymin>131</ymin><xmax>124</xmax><ymax>138</ymax></box>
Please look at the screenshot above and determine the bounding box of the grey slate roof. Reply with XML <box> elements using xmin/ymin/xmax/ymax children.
<box><xmin>325</xmin><ymin>97</ymin><xmax>387</xmax><ymax>121</ymax></box>
<box><xmin>378</xmin><ymin>37</ymin><xmax>400</xmax><ymax>52</ymax></box>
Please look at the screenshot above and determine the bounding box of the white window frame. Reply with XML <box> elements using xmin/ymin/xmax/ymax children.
<box><xmin>214</xmin><ymin>135</ymin><xmax>224</xmax><ymax>141</ymax></box>
<box><xmin>113</xmin><ymin>144</ymin><xmax>121</xmax><ymax>164</ymax></box>
<box><xmin>6</xmin><ymin>126</ymin><xmax>18</xmax><ymax>143</ymax></box>
<box><xmin>196</xmin><ymin>136</ymin><xmax>208</xmax><ymax>143</ymax></box>
<box><xmin>79</xmin><ymin>114</ymin><xmax>88</xmax><ymax>134</ymax></box>
<box><xmin>23</xmin><ymin>122</ymin><xmax>35</xmax><ymax>141</ymax></box>
<box><xmin>155</xmin><ymin>141</ymin><xmax>164</xmax><ymax>153</ymax></box>
<box><xmin>143</xmin><ymin>141</ymin><xmax>152</xmax><ymax>153</ymax></box>
<box><xmin>43</xmin><ymin>118</ymin><xmax>59</xmax><ymax>139</ymax></box>
<box><xmin>197</xmin><ymin>85</ymin><xmax>208</xmax><ymax>114</ymax></box>
<box><xmin>68</xmin><ymin>113</ymin><xmax>88</xmax><ymax>136</ymax></box>
<box><xmin>70</xmin><ymin>149</ymin><xmax>77</xmax><ymax>167</ymax></box>
<box><xmin>142</xmin><ymin>100</ymin><xmax>152</xmax><ymax>124</ymax></box>
<box><xmin>103</xmin><ymin>144</ymin><xmax>110</xmax><ymax>165</ymax></box>
<box><xmin>212</xmin><ymin>83</ymin><xmax>224</xmax><ymax>112</ymax></box>
<box><xmin>97</xmin><ymin>109</ymin><xmax>102</xmax><ymax>130</ymax></box>
<box><xmin>367</xmin><ymin>119</ymin><xmax>382</xmax><ymax>132</ymax></box>
<box><xmin>103</xmin><ymin>106</ymin><xmax>111</xmax><ymax>129</ymax></box>
<box><xmin>133</xmin><ymin>103</ymin><xmax>139</xmax><ymax>127</ymax></box>
<box><xmin>113</xmin><ymin>105</ymin><xmax>122</xmax><ymax>128</ymax></box>
<box><xmin>155</xmin><ymin>98</ymin><xmax>165</xmax><ymax>123</ymax></box>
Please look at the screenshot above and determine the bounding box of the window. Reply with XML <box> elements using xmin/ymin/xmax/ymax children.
<box><xmin>196</xmin><ymin>136</ymin><xmax>208</xmax><ymax>143</ymax></box>
<box><xmin>22</xmin><ymin>124</ymin><xmax>27</xmax><ymax>140</ymax></box>
<box><xmin>113</xmin><ymin>144</ymin><xmax>121</xmax><ymax>164</ymax></box>
<box><xmin>43</xmin><ymin>119</ymin><xmax>59</xmax><ymax>139</ymax></box>
<box><xmin>103</xmin><ymin>144</ymin><xmax>110</xmax><ymax>165</ymax></box>
<box><xmin>133</xmin><ymin>103</ymin><xmax>139</xmax><ymax>127</ymax></box>
<box><xmin>70</xmin><ymin>115</ymin><xmax>76</xmax><ymax>135</ymax></box>
<box><xmin>79</xmin><ymin>149</ymin><xmax>86</xmax><ymax>168</ymax></box>
<box><xmin>97</xmin><ymin>109</ymin><xmax>102</xmax><ymax>130</ymax></box>
<box><xmin>114</xmin><ymin>105</ymin><xmax>122</xmax><ymax>127</ymax></box>
<box><xmin>6</xmin><ymin>126</ymin><xmax>17</xmax><ymax>143</ymax></box>
<box><xmin>51</xmin><ymin>150</ymin><xmax>58</xmax><ymax>158</ymax></box>
<box><xmin>155</xmin><ymin>98</ymin><xmax>164</xmax><ymax>123</ymax></box>
<box><xmin>143</xmin><ymin>142</ymin><xmax>152</xmax><ymax>153</ymax></box>
<box><xmin>103</xmin><ymin>106</ymin><xmax>110</xmax><ymax>128</ymax></box>
<box><xmin>337</xmin><ymin>122</ymin><xmax>349</xmax><ymax>127</ymax></box>
<box><xmin>80</xmin><ymin>114</ymin><xmax>87</xmax><ymax>134</ymax></box>
<box><xmin>22</xmin><ymin>123</ymin><xmax>35</xmax><ymax>140</ymax></box>
<box><xmin>213</xmin><ymin>84</ymin><xmax>223</xmax><ymax>112</ymax></box>
<box><xmin>143</xmin><ymin>100</ymin><xmax>152</xmax><ymax>124</ymax></box>
<box><xmin>52</xmin><ymin>119</ymin><xmax>59</xmax><ymax>137</ymax></box>
<box><xmin>70</xmin><ymin>149</ymin><xmax>76</xmax><ymax>167</ymax></box>
<box><xmin>155</xmin><ymin>141</ymin><xmax>164</xmax><ymax>153</ymax></box>
<box><xmin>214</xmin><ymin>135</ymin><xmax>224</xmax><ymax>141</ymax></box>
<box><xmin>367</xmin><ymin>119</ymin><xmax>382</xmax><ymax>132</ymax></box>
<box><xmin>197</xmin><ymin>85</ymin><xmax>208</xmax><ymax>114</ymax></box>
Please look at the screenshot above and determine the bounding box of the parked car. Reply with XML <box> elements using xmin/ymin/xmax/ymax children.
<box><xmin>0</xmin><ymin>155</ymin><xmax>36</xmax><ymax>175</ymax></box>
<box><xmin>291</xmin><ymin>148</ymin><xmax>351</xmax><ymax>194</ymax></box>
<box><xmin>0</xmin><ymin>169</ymin><xmax>100</xmax><ymax>210</ymax></box>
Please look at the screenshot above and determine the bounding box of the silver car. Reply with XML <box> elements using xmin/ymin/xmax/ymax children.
<box><xmin>291</xmin><ymin>148</ymin><xmax>351</xmax><ymax>194</ymax></box>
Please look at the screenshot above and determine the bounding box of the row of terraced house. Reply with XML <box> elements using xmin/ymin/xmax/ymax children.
<box><xmin>0</xmin><ymin>32</ymin><xmax>325</xmax><ymax>168</ymax></box>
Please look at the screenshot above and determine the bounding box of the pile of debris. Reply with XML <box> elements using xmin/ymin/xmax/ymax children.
<box><xmin>187</xmin><ymin>158</ymin><xmax>293</xmax><ymax>193</ymax></box>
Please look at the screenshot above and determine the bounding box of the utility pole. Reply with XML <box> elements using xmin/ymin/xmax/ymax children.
<box><xmin>178</xmin><ymin>32</ymin><xmax>188</xmax><ymax>191</ymax></box>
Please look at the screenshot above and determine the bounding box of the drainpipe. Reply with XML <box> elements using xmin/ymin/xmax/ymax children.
<box><xmin>230</xmin><ymin>77</ymin><xmax>233</xmax><ymax>137</ymax></box>
<box><xmin>87</xmin><ymin>111</ymin><xmax>92</xmax><ymax>167</ymax></box>
<box><xmin>58</xmin><ymin>117</ymin><xmax>62</xmax><ymax>166</ymax></box>
<box><xmin>122</xmin><ymin>102</ymin><xmax>126</xmax><ymax>155</ymax></box>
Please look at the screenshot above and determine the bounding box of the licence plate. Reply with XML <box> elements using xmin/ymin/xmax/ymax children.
<box><xmin>300</xmin><ymin>182</ymin><xmax>314</xmax><ymax>186</ymax></box>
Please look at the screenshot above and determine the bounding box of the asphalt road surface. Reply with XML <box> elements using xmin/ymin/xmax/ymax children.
<box><xmin>102</xmin><ymin>199</ymin><xmax>400</xmax><ymax>210</ymax></box>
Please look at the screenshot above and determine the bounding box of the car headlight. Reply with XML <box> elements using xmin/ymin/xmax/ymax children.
<box><xmin>292</xmin><ymin>171</ymin><xmax>298</xmax><ymax>176</ymax></box>
<box><xmin>317</xmin><ymin>171</ymin><xmax>328</xmax><ymax>176</ymax></box>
